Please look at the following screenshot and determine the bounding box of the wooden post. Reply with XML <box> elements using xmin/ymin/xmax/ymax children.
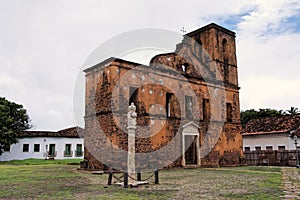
<box><xmin>154</xmin><ymin>169</ymin><xmax>159</xmax><ymax>184</ymax></box>
<box><xmin>107</xmin><ymin>171</ymin><xmax>113</xmax><ymax>185</ymax></box>
<box><xmin>137</xmin><ymin>169</ymin><xmax>141</xmax><ymax>181</ymax></box>
<box><xmin>124</xmin><ymin>172</ymin><xmax>128</xmax><ymax>188</ymax></box>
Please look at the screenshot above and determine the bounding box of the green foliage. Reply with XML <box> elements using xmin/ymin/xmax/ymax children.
<box><xmin>0</xmin><ymin>97</ymin><xmax>32</xmax><ymax>155</ymax></box>
<box><xmin>241</xmin><ymin>107</ymin><xmax>299</xmax><ymax>127</ymax></box>
<box><xmin>240</xmin><ymin>108</ymin><xmax>283</xmax><ymax>127</ymax></box>
<box><xmin>286</xmin><ymin>106</ymin><xmax>299</xmax><ymax>115</ymax></box>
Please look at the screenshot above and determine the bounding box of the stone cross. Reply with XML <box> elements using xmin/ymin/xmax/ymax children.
<box><xmin>127</xmin><ymin>103</ymin><xmax>137</xmax><ymax>128</ymax></box>
<box><xmin>180</xmin><ymin>27</ymin><xmax>186</xmax><ymax>35</ymax></box>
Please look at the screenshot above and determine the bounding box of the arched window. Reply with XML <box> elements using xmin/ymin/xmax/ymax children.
<box><xmin>182</xmin><ymin>65</ymin><xmax>186</xmax><ymax>72</ymax></box>
<box><xmin>181</xmin><ymin>63</ymin><xmax>190</xmax><ymax>73</ymax></box>
<box><xmin>129</xmin><ymin>86</ymin><xmax>138</xmax><ymax>107</ymax></box>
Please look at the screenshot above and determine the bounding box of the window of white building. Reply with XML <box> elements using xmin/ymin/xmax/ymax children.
<box><xmin>244</xmin><ymin>147</ymin><xmax>250</xmax><ymax>152</ymax></box>
<box><xmin>64</xmin><ymin>144</ymin><xmax>72</xmax><ymax>157</ymax></box>
<box><xmin>255</xmin><ymin>146</ymin><xmax>261</xmax><ymax>151</ymax></box>
<box><xmin>23</xmin><ymin>144</ymin><xmax>29</xmax><ymax>152</ymax></box>
<box><xmin>278</xmin><ymin>145</ymin><xmax>285</xmax><ymax>151</ymax></box>
<box><xmin>34</xmin><ymin>144</ymin><xmax>40</xmax><ymax>152</ymax></box>
<box><xmin>266</xmin><ymin>146</ymin><xmax>273</xmax><ymax>151</ymax></box>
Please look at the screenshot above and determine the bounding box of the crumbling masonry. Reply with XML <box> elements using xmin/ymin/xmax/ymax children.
<box><xmin>83</xmin><ymin>23</ymin><xmax>243</xmax><ymax>170</ymax></box>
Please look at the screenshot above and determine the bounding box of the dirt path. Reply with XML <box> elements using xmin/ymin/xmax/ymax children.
<box><xmin>281</xmin><ymin>167</ymin><xmax>300</xmax><ymax>199</ymax></box>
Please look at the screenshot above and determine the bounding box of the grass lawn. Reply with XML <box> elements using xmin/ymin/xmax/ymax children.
<box><xmin>0</xmin><ymin>159</ymin><xmax>283</xmax><ymax>200</ymax></box>
<box><xmin>0</xmin><ymin>158</ymin><xmax>83</xmax><ymax>165</ymax></box>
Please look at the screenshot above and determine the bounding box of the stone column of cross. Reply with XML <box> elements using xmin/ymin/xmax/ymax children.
<box><xmin>127</xmin><ymin>103</ymin><xmax>137</xmax><ymax>184</ymax></box>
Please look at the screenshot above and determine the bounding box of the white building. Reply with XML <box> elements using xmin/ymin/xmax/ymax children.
<box><xmin>242</xmin><ymin>115</ymin><xmax>300</xmax><ymax>151</ymax></box>
<box><xmin>243</xmin><ymin>131</ymin><xmax>299</xmax><ymax>151</ymax></box>
<box><xmin>0</xmin><ymin>127</ymin><xmax>84</xmax><ymax>161</ymax></box>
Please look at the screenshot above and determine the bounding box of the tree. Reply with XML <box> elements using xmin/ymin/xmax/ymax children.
<box><xmin>0</xmin><ymin>97</ymin><xmax>32</xmax><ymax>155</ymax></box>
<box><xmin>240</xmin><ymin>108</ymin><xmax>282</xmax><ymax>128</ymax></box>
<box><xmin>286</xmin><ymin>106</ymin><xmax>299</xmax><ymax>115</ymax></box>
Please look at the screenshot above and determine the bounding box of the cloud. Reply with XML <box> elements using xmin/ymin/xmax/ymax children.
<box><xmin>236</xmin><ymin>0</ymin><xmax>300</xmax><ymax>111</ymax></box>
<box><xmin>0</xmin><ymin>0</ymin><xmax>299</xmax><ymax>130</ymax></box>
<box><xmin>240</xmin><ymin>77</ymin><xmax>300</xmax><ymax>110</ymax></box>
<box><xmin>238</xmin><ymin>32</ymin><xmax>300</xmax><ymax>79</ymax></box>
<box><xmin>237</xmin><ymin>0</ymin><xmax>300</xmax><ymax>38</ymax></box>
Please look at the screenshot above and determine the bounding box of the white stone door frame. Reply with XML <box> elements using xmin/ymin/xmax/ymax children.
<box><xmin>181</xmin><ymin>122</ymin><xmax>201</xmax><ymax>167</ymax></box>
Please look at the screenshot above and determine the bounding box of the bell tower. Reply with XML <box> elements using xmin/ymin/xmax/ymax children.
<box><xmin>186</xmin><ymin>23</ymin><xmax>238</xmax><ymax>86</ymax></box>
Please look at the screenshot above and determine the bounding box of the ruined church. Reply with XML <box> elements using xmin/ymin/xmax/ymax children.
<box><xmin>83</xmin><ymin>23</ymin><xmax>243</xmax><ymax>170</ymax></box>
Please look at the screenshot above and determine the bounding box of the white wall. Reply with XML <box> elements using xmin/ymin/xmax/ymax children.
<box><xmin>0</xmin><ymin>137</ymin><xmax>84</xmax><ymax>161</ymax></box>
<box><xmin>242</xmin><ymin>134</ymin><xmax>295</xmax><ymax>151</ymax></box>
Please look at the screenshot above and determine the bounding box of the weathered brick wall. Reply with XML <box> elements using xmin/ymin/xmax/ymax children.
<box><xmin>83</xmin><ymin>62</ymin><xmax>242</xmax><ymax>169</ymax></box>
<box><xmin>83</xmin><ymin>24</ymin><xmax>243</xmax><ymax>170</ymax></box>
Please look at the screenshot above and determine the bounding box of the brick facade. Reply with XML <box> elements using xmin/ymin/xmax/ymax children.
<box><xmin>82</xmin><ymin>23</ymin><xmax>242</xmax><ymax>170</ymax></box>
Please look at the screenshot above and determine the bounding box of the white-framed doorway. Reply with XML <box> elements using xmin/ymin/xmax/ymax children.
<box><xmin>181</xmin><ymin>122</ymin><xmax>201</xmax><ymax>167</ymax></box>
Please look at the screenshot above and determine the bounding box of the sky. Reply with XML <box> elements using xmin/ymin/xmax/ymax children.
<box><xmin>0</xmin><ymin>0</ymin><xmax>300</xmax><ymax>130</ymax></box>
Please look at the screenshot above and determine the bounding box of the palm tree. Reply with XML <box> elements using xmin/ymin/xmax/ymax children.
<box><xmin>278</xmin><ymin>110</ymin><xmax>286</xmax><ymax>115</ymax></box>
<box><xmin>286</xmin><ymin>107</ymin><xmax>299</xmax><ymax>115</ymax></box>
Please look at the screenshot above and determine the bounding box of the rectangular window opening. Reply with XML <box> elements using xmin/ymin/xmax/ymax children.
<box><xmin>49</xmin><ymin>144</ymin><xmax>56</xmax><ymax>157</ymax></box>
<box><xmin>166</xmin><ymin>92</ymin><xmax>173</xmax><ymax>118</ymax></box>
<box><xmin>266</xmin><ymin>146</ymin><xmax>273</xmax><ymax>151</ymax></box>
<box><xmin>278</xmin><ymin>146</ymin><xmax>285</xmax><ymax>151</ymax></box>
<box><xmin>255</xmin><ymin>146</ymin><xmax>261</xmax><ymax>151</ymax></box>
<box><xmin>202</xmin><ymin>99</ymin><xmax>210</xmax><ymax>121</ymax></box>
<box><xmin>76</xmin><ymin>144</ymin><xmax>83</xmax><ymax>157</ymax></box>
<box><xmin>64</xmin><ymin>144</ymin><xmax>72</xmax><ymax>157</ymax></box>
<box><xmin>226</xmin><ymin>103</ymin><xmax>232</xmax><ymax>122</ymax></box>
<box><xmin>244</xmin><ymin>147</ymin><xmax>250</xmax><ymax>152</ymax></box>
<box><xmin>23</xmin><ymin>144</ymin><xmax>29</xmax><ymax>152</ymax></box>
<box><xmin>224</xmin><ymin>58</ymin><xmax>229</xmax><ymax>83</ymax></box>
<box><xmin>185</xmin><ymin>96</ymin><xmax>193</xmax><ymax>119</ymax></box>
<box><xmin>34</xmin><ymin>144</ymin><xmax>40</xmax><ymax>152</ymax></box>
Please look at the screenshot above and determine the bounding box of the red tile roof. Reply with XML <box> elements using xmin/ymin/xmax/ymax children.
<box><xmin>242</xmin><ymin>114</ymin><xmax>300</xmax><ymax>136</ymax></box>
<box><xmin>19</xmin><ymin>127</ymin><xmax>84</xmax><ymax>138</ymax></box>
